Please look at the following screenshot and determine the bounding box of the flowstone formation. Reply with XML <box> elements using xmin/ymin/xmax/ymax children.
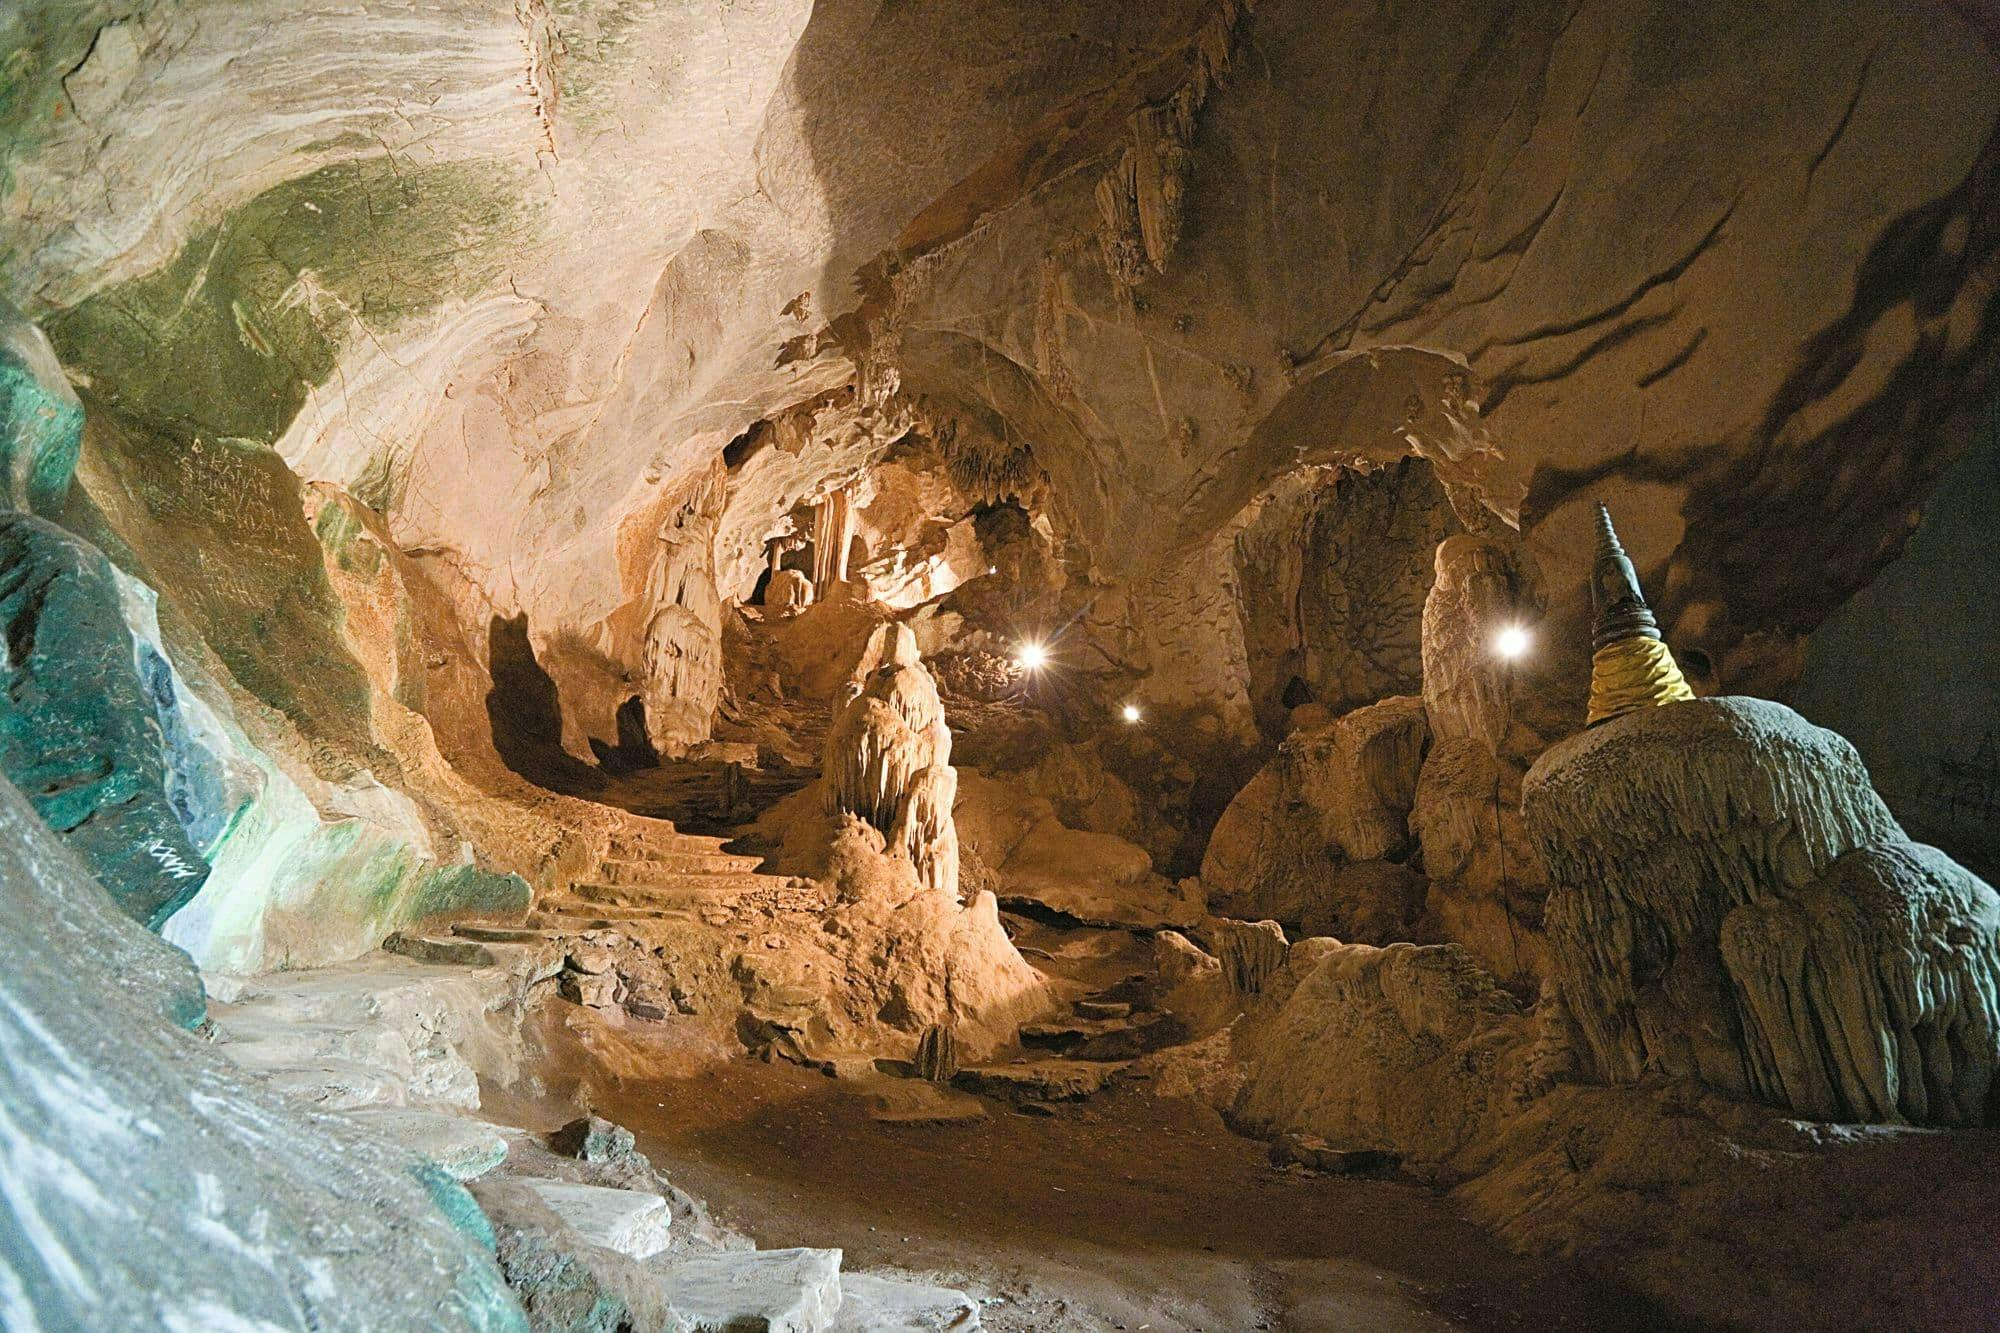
<box><xmin>823</xmin><ymin>622</ymin><xmax>959</xmax><ymax>900</ymax></box>
<box><xmin>1525</xmin><ymin>696</ymin><xmax>2000</xmax><ymax>1126</ymax></box>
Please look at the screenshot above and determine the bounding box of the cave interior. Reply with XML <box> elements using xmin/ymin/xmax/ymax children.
<box><xmin>2</xmin><ymin>2</ymin><xmax>1999</xmax><ymax>1330</ymax></box>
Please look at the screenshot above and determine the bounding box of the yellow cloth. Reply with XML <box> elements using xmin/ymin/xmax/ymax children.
<box><xmin>1587</xmin><ymin>635</ymin><xmax>1695</xmax><ymax>726</ymax></box>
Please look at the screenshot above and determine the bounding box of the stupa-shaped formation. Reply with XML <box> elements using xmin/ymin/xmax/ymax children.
<box><xmin>1585</xmin><ymin>504</ymin><xmax>1694</xmax><ymax>726</ymax></box>
<box><xmin>1524</xmin><ymin>512</ymin><xmax>2000</xmax><ymax>1127</ymax></box>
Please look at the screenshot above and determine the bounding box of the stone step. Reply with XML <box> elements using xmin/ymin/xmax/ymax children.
<box><xmin>574</xmin><ymin>872</ymin><xmax>792</xmax><ymax>902</ymax></box>
<box><xmin>606</xmin><ymin>823</ymin><xmax>684</xmax><ymax>857</ymax></box>
<box><xmin>346</xmin><ymin>1106</ymin><xmax>510</xmax><ymax>1181</ymax></box>
<box><xmin>518</xmin><ymin>1180</ymin><xmax>672</xmax><ymax>1260</ymax></box>
<box><xmin>528</xmin><ymin>906</ymin><xmax>699</xmax><ymax>931</ymax></box>
<box><xmin>1019</xmin><ymin>1012</ymin><xmax>1188</xmax><ymax>1061</ymax></box>
<box><xmin>643</xmin><ymin>1247</ymin><xmax>845</xmax><ymax>1333</ymax></box>
<box><xmin>832</xmin><ymin>1272</ymin><xmax>982</xmax><ymax>1331</ymax></box>
<box><xmin>253</xmin><ymin>1057</ymin><xmax>410</xmax><ymax>1112</ymax></box>
<box><xmin>381</xmin><ymin>931</ymin><xmax>496</xmax><ymax>967</ymax></box>
<box><xmin>952</xmin><ymin>1059</ymin><xmax>1126</xmax><ymax>1103</ymax></box>
<box><xmin>600</xmin><ymin>851</ymin><xmax>766</xmax><ymax>883</ymax></box>
<box><xmin>1021</xmin><ymin>1016</ymin><xmax>1132</xmax><ymax>1045</ymax></box>
<box><xmin>451</xmin><ymin>923</ymin><xmax>553</xmax><ymax>944</ymax></box>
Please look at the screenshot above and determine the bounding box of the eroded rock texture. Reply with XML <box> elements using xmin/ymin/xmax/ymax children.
<box><xmin>1524</xmin><ymin>696</ymin><xmax>2000</xmax><ymax>1125</ymax></box>
<box><xmin>0</xmin><ymin>0</ymin><xmax>1987</xmax><ymax>760</ymax></box>
<box><xmin>1201</xmin><ymin>697</ymin><xmax>1427</xmax><ymax>928</ymax></box>
<box><xmin>0</xmin><ymin>774</ymin><xmax>525</xmax><ymax>1331</ymax></box>
<box><xmin>1234</xmin><ymin>939</ymin><xmax>1527</xmax><ymax>1163</ymax></box>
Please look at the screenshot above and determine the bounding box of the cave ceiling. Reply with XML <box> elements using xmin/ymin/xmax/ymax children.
<box><xmin>3</xmin><ymin>0</ymin><xmax>1996</xmax><ymax>708</ymax></box>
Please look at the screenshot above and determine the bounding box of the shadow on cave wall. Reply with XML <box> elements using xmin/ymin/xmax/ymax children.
<box><xmin>484</xmin><ymin>614</ymin><xmax>604</xmax><ymax>796</ymax></box>
<box><xmin>592</xmin><ymin>696</ymin><xmax>661</xmax><ymax>776</ymax></box>
<box><xmin>1793</xmin><ymin>393</ymin><xmax>2000</xmax><ymax>883</ymax></box>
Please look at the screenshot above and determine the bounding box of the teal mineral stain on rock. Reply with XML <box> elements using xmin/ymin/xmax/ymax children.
<box><xmin>0</xmin><ymin>297</ymin><xmax>84</xmax><ymax>515</ymax></box>
<box><xmin>0</xmin><ymin>514</ymin><xmax>214</xmax><ymax>927</ymax></box>
<box><xmin>415</xmin><ymin>1160</ymin><xmax>501</xmax><ymax>1252</ymax></box>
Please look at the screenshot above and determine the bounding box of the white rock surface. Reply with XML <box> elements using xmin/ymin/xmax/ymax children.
<box><xmin>0</xmin><ymin>774</ymin><xmax>526</xmax><ymax>1331</ymax></box>
<box><xmin>348</xmin><ymin>1107</ymin><xmax>511</xmax><ymax>1181</ymax></box>
<box><xmin>646</xmin><ymin>1247</ymin><xmax>846</xmax><ymax>1333</ymax></box>
<box><xmin>517</xmin><ymin>1181</ymin><xmax>673</xmax><ymax>1261</ymax></box>
<box><xmin>832</xmin><ymin>1272</ymin><xmax>982</xmax><ymax>1331</ymax></box>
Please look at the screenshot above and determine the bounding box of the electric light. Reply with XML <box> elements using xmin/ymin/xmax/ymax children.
<box><xmin>1016</xmin><ymin>641</ymin><xmax>1050</xmax><ymax>671</ymax></box>
<box><xmin>1493</xmin><ymin>624</ymin><xmax>1532</xmax><ymax>660</ymax></box>
<box><xmin>1120</xmin><ymin>703</ymin><xmax>1142</xmax><ymax>723</ymax></box>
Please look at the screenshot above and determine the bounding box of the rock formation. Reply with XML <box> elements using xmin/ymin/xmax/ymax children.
<box><xmin>0</xmin><ymin>2</ymin><xmax>1996</xmax><ymax>1328</ymax></box>
<box><xmin>640</xmin><ymin>461</ymin><xmax>728</xmax><ymax>756</ymax></box>
<box><xmin>1233</xmin><ymin>939</ymin><xmax>1528</xmax><ymax>1164</ymax></box>
<box><xmin>823</xmin><ymin>622</ymin><xmax>959</xmax><ymax>899</ymax></box>
<box><xmin>1200</xmin><ymin>696</ymin><xmax>1427</xmax><ymax>926</ymax></box>
<box><xmin>1400</xmin><ymin>530</ymin><xmax>1549</xmax><ymax>983</ymax></box>
<box><xmin>1524</xmin><ymin>696</ymin><xmax>2000</xmax><ymax>1126</ymax></box>
<box><xmin>0</xmin><ymin>774</ymin><xmax>524</xmax><ymax>1330</ymax></box>
<box><xmin>0</xmin><ymin>514</ymin><xmax>217</xmax><ymax>924</ymax></box>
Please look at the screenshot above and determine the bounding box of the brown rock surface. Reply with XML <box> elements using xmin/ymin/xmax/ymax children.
<box><xmin>1233</xmin><ymin>940</ymin><xmax>1528</xmax><ymax>1164</ymax></box>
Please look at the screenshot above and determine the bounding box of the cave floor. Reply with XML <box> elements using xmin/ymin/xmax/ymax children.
<box><xmin>574</xmin><ymin>1058</ymin><xmax>1676</xmax><ymax>1332</ymax></box>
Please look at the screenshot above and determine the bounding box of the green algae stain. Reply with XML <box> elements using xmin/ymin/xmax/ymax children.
<box><xmin>350</xmin><ymin>446</ymin><xmax>403</xmax><ymax>514</ymax></box>
<box><xmin>312</xmin><ymin>497</ymin><xmax>385</xmax><ymax>578</ymax></box>
<box><xmin>45</xmin><ymin>156</ymin><xmax>527</xmax><ymax>446</ymax></box>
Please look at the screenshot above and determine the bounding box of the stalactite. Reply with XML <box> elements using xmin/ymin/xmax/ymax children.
<box><xmin>1093</xmin><ymin>0</ymin><xmax>1258</xmax><ymax>285</ymax></box>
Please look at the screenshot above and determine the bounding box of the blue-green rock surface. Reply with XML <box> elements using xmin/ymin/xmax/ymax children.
<box><xmin>0</xmin><ymin>773</ymin><xmax>529</xmax><ymax>1331</ymax></box>
<box><xmin>0</xmin><ymin>513</ymin><xmax>216</xmax><ymax>925</ymax></box>
<box><xmin>0</xmin><ymin>296</ymin><xmax>82</xmax><ymax>515</ymax></box>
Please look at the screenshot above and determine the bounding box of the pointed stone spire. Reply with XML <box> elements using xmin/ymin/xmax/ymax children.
<box><xmin>1590</xmin><ymin>502</ymin><xmax>1662</xmax><ymax>650</ymax></box>
<box><xmin>1585</xmin><ymin>504</ymin><xmax>1695</xmax><ymax>726</ymax></box>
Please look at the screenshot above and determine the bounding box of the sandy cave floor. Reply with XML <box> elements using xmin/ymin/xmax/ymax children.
<box><xmin>488</xmin><ymin>913</ymin><xmax>1682</xmax><ymax>1333</ymax></box>
<box><xmin>583</xmin><ymin>1060</ymin><xmax>1673</xmax><ymax>1333</ymax></box>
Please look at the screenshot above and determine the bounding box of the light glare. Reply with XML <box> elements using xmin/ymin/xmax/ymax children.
<box><xmin>1493</xmin><ymin>625</ymin><xmax>1532</xmax><ymax>660</ymax></box>
<box><xmin>1121</xmin><ymin>703</ymin><xmax>1142</xmax><ymax>723</ymax></box>
<box><xmin>1016</xmin><ymin>641</ymin><xmax>1050</xmax><ymax>671</ymax></box>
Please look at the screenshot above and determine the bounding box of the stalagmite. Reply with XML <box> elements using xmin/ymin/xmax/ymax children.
<box><xmin>810</xmin><ymin>486</ymin><xmax>855</xmax><ymax>596</ymax></box>
<box><xmin>1214</xmin><ymin>918</ymin><xmax>1290</xmax><ymax>995</ymax></box>
<box><xmin>822</xmin><ymin>622</ymin><xmax>960</xmax><ymax>899</ymax></box>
